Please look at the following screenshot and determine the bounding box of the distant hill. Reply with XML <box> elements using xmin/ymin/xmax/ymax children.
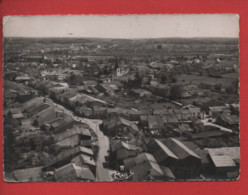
<box><xmin>4</xmin><ymin>37</ymin><xmax>239</xmax><ymax>45</ymax></box>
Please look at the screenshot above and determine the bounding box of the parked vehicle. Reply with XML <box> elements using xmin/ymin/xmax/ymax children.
<box><xmin>112</xmin><ymin>171</ymin><xmax>134</xmax><ymax>181</ymax></box>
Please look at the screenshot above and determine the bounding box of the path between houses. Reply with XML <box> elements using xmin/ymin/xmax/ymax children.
<box><xmin>201</xmin><ymin>119</ymin><xmax>233</xmax><ymax>133</ymax></box>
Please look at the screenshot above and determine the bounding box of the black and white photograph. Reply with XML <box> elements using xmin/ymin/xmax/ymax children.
<box><xmin>3</xmin><ymin>14</ymin><xmax>240</xmax><ymax>182</ymax></box>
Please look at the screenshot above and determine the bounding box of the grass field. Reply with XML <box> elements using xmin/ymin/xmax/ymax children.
<box><xmin>177</xmin><ymin>73</ymin><xmax>239</xmax><ymax>87</ymax></box>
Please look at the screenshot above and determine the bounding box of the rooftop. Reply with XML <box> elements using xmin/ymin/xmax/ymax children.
<box><xmin>54</xmin><ymin>163</ymin><xmax>95</xmax><ymax>181</ymax></box>
<box><xmin>12</xmin><ymin>167</ymin><xmax>43</xmax><ymax>182</ymax></box>
<box><xmin>71</xmin><ymin>154</ymin><xmax>96</xmax><ymax>167</ymax></box>
<box><xmin>154</xmin><ymin>139</ymin><xmax>179</xmax><ymax>159</ymax></box>
<box><xmin>53</xmin><ymin>126</ymin><xmax>91</xmax><ymax>143</ymax></box>
<box><xmin>210</xmin><ymin>155</ymin><xmax>236</xmax><ymax>168</ymax></box>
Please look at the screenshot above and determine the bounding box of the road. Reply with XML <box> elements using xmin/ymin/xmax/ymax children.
<box><xmin>46</xmin><ymin>98</ymin><xmax>113</xmax><ymax>181</ymax></box>
<box><xmin>86</xmin><ymin>120</ymin><xmax>113</xmax><ymax>182</ymax></box>
<box><xmin>81</xmin><ymin>93</ymin><xmax>115</xmax><ymax>107</ymax></box>
<box><xmin>81</xmin><ymin>93</ymin><xmax>108</xmax><ymax>105</ymax></box>
<box><xmin>201</xmin><ymin>118</ymin><xmax>233</xmax><ymax>133</ymax></box>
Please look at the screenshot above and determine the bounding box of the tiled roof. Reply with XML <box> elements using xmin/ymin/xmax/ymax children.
<box><xmin>116</xmin><ymin>141</ymin><xmax>141</xmax><ymax>151</ymax></box>
<box><xmin>71</xmin><ymin>154</ymin><xmax>96</xmax><ymax>167</ymax></box>
<box><xmin>154</xmin><ymin>139</ymin><xmax>179</xmax><ymax>159</ymax></box>
<box><xmin>54</xmin><ymin>163</ymin><xmax>95</xmax><ymax>181</ymax></box>
<box><xmin>53</xmin><ymin>126</ymin><xmax>91</xmax><ymax>142</ymax></box>
<box><xmin>165</xmin><ymin>138</ymin><xmax>200</xmax><ymax>160</ymax></box>
<box><xmin>210</xmin><ymin>155</ymin><xmax>236</xmax><ymax>168</ymax></box>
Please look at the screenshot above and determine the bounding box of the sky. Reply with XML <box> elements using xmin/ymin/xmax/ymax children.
<box><xmin>3</xmin><ymin>14</ymin><xmax>239</xmax><ymax>38</ymax></box>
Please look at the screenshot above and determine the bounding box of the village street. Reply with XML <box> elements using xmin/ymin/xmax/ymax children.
<box><xmin>45</xmin><ymin>98</ymin><xmax>113</xmax><ymax>181</ymax></box>
<box><xmin>201</xmin><ymin>118</ymin><xmax>233</xmax><ymax>133</ymax></box>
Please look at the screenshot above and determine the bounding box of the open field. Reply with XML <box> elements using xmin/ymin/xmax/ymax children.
<box><xmin>177</xmin><ymin>73</ymin><xmax>239</xmax><ymax>87</ymax></box>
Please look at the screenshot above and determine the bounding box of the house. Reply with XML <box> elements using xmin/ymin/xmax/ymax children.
<box><xmin>68</xmin><ymin>94</ymin><xmax>88</xmax><ymax>107</ymax></box>
<box><xmin>230</xmin><ymin>103</ymin><xmax>239</xmax><ymax>115</ymax></box>
<box><xmin>96</xmin><ymin>83</ymin><xmax>115</xmax><ymax>95</ymax></box>
<box><xmin>140</xmin><ymin>115</ymin><xmax>148</xmax><ymax>127</ymax></box>
<box><xmin>123</xmin><ymin>152</ymin><xmax>175</xmax><ymax>181</ymax></box>
<box><xmin>58</xmin><ymin>90</ymin><xmax>77</xmax><ymax>105</ymax></box>
<box><xmin>76</xmin><ymin>85</ymin><xmax>85</xmax><ymax>93</ymax></box>
<box><xmin>124</xmin><ymin>110</ymin><xmax>143</xmax><ymax>121</ymax></box>
<box><xmin>112</xmin><ymin>75</ymin><xmax>130</xmax><ymax>84</ymax></box>
<box><xmin>15</xmin><ymin>76</ymin><xmax>31</xmax><ymax>83</ymax></box>
<box><xmin>86</xmin><ymin>100</ymin><xmax>106</xmax><ymax>109</ymax></box>
<box><xmin>173</xmin><ymin>124</ymin><xmax>193</xmax><ymax>136</ymax></box>
<box><xmin>111</xmin><ymin>141</ymin><xmax>142</xmax><ymax>162</ymax></box>
<box><xmin>206</xmin><ymin>147</ymin><xmax>240</xmax><ymax>177</ymax></box>
<box><xmin>107</xmin><ymin>80</ymin><xmax>124</xmax><ymax>88</ymax></box>
<box><xmin>12</xmin><ymin>113</ymin><xmax>24</xmax><ymax>120</ymax></box>
<box><xmin>43</xmin><ymin>146</ymin><xmax>94</xmax><ymax>170</ymax></box>
<box><xmin>194</xmin><ymin>149</ymin><xmax>211</xmax><ymax>173</ymax></box>
<box><xmin>177</xmin><ymin>105</ymin><xmax>204</xmax><ymax>121</ymax></box>
<box><xmin>191</xmin><ymin>130</ymin><xmax>226</xmax><ymax>139</ymax></box>
<box><xmin>49</xmin><ymin>83</ymin><xmax>69</xmax><ymax>95</ymax></box>
<box><xmin>149</xmin><ymin>62</ymin><xmax>164</xmax><ymax>69</ymax></box>
<box><xmin>162</xmin><ymin>138</ymin><xmax>201</xmax><ymax>178</ymax></box>
<box><xmin>89</xmin><ymin>86</ymin><xmax>100</xmax><ymax>95</ymax></box>
<box><xmin>53</xmin><ymin>126</ymin><xmax>92</xmax><ymax>148</ymax></box>
<box><xmin>83</xmin><ymin>80</ymin><xmax>98</xmax><ymax>87</ymax></box>
<box><xmin>163</xmin><ymin>116</ymin><xmax>179</xmax><ymax>127</ymax></box>
<box><xmin>130</xmin><ymin>89</ymin><xmax>153</xmax><ymax>98</ymax></box>
<box><xmin>54</xmin><ymin>163</ymin><xmax>95</xmax><ymax>182</ymax></box>
<box><xmin>75</xmin><ymin>106</ymin><xmax>93</xmax><ymax>118</ymax></box>
<box><xmin>148</xmin><ymin>138</ymin><xmax>202</xmax><ymax>178</ymax></box>
<box><xmin>153</xmin><ymin>108</ymin><xmax>171</xmax><ymax>116</ymax></box>
<box><xmin>24</xmin><ymin>103</ymin><xmax>50</xmax><ymax>117</ymax></box>
<box><xmin>46</xmin><ymin>117</ymin><xmax>75</xmax><ymax>133</ymax></box>
<box><xmin>147</xmin><ymin>115</ymin><xmax>164</xmax><ymax>131</ymax></box>
<box><xmin>208</xmin><ymin>106</ymin><xmax>227</xmax><ymax>117</ymax></box>
<box><xmin>147</xmin><ymin>139</ymin><xmax>179</xmax><ymax>168</ymax></box>
<box><xmin>216</xmin><ymin>114</ymin><xmax>239</xmax><ymax>129</ymax></box>
<box><xmin>25</xmin><ymin>55</ymin><xmax>44</xmax><ymax>63</ymax></box>
<box><xmin>16</xmin><ymin>90</ymin><xmax>33</xmax><ymax>103</ymax></box>
<box><xmin>192</xmin><ymin>120</ymin><xmax>205</xmax><ymax>132</ymax></box>
<box><xmin>4</xmin><ymin>108</ymin><xmax>23</xmax><ymax>117</ymax></box>
<box><xmin>92</xmin><ymin>107</ymin><xmax>107</xmax><ymax>119</ymax></box>
<box><xmin>11</xmin><ymin>167</ymin><xmax>43</xmax><ymax>182</ymax></box>
<box><xmin>101</xmin><ymin>116</ymin><xmax>139</xmax><ymax>136</ymax></box>
<box><xmin>33</xmin><ymin>107</ymin><xmax>61</xmax><ymax>126</ymax></box>
<box><xmin>4</xmin><ymin>89</ymin><xmax>17</xmax><ymax>103</ymax></box>
<box><xmin>71</xmin><ymin>154</ymin><xmax>96</xmax><ymax>175</ymax></box>
<box><xmin>106</xmin><ymin>107</ymin><xmax>126</xmax><ymax>118</ymax></box>
<box><xmin>116</xmin><ymin>67</ymin><xmax>129</xmax><ymax>77</ymax></box>
<box><xmin>208</xmin><ymin>155</ymin><xmax>236</xmax><ymax>176</ymax></box>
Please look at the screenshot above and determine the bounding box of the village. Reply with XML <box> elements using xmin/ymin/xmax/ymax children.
<box><xmin>3</xmin><ymin>37</ymin><xmax>240</xmax><ymax>182</ymax></box>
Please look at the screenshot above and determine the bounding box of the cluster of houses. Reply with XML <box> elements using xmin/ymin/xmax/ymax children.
<box><xmin>4</xmin><ymin>81</ymin><xmax>97</xmax><ymax>182</ymax></box>
<box><xmin>3</xmin><ymin>46</ymin><xmax>240</xmax><ymax>182</ymax></box>
<box><xmin>10</xmin><ymin>145</ymin><xmax>97</xmax><ymax>182</ymax></box>
<box><xmin>42</xmin><ymin>145</ymin><xmax>96</xmax><ymax>182</ymax></box>
<box><xmin>109</xmin><ymin>138</ymin><xmax>240</xmax><ymax>181</ymax></box>
<box><xmin>4</xmin><ymin>81</ymin><xmax>36</xmax><ymax>106</ymax></box>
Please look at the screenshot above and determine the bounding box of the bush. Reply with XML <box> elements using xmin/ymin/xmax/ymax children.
<box><xmin>169</xmin><ymin>84</ymin><xmax>183</xmax><ymax>100</ymax></box>
<box><xmin>226</xmin><ymin>86</ymin><xmax>234</xmax><ymax>94</ymax></box>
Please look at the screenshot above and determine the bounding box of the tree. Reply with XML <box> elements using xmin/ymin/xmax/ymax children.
<box><xmin>40</xmin><ymin>124</ymin><xmax>46</xmax><ymax>131</ymax></box>
<box><xmin>114</xmin><ymin>57</ymin><xmax>118</xmax><ymax>70</ymax></box>
<box><xmin>160</xmin><ymin>74</ymin><xmax>168</xmax><ymax>84</ymax></box>
<box><xmin>127</xmin><ymin>72</ymin><xmax>143</xmax><ymax>88</ymax></box>
<box><xmin>232</xmin><ymin>79</ymin><xmax>239</xmax><ymax>93</ymax></box>
<box><xmin>214</xmin><ymin>84</ymin><xmax>222</xmax><ymax>92</ymax></box>
<box><xmin>4</xmin><ymin>126</ymin><xmax>19</xmax><ymax>171</ymax></box>
<box><xmin>33</xmin><ymin>119</ymin><xmax>39</xmax><ymax>127</ymax></box>
<box><xmin>226</xmin><ymin>86</ymin><xmax>234</xmax><ymax>94</ymax></box>
<box><xmin>170</xmin><ymin>84</ymin><xmax>183</xmax><ymax>100</ymax></box>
